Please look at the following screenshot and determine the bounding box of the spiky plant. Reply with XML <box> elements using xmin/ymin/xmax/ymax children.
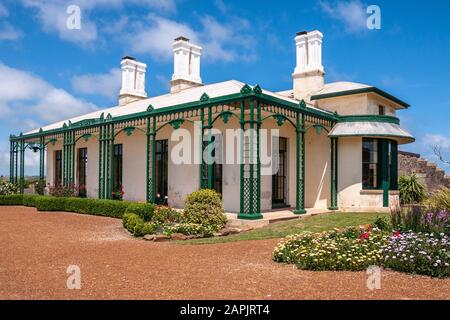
<box><xmin>398</xmin><ymin>174</ymin><xmax>426</xmax><ymax>205</ymax></box>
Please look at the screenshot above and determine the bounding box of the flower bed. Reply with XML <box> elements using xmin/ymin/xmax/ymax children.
<box><xmin>273</xmin><ymin>217</ymin><xmax>450</xmax><ymax>278</ymax></box>
<box><xmin>273</xmin><ymin>226</ymin><xmax>389</xmax><ymax>271</ymax></box>
<box><xmin>381</xmin><ymin>231</ymin><xmax>449</xmax><ymax>278</ymax></box>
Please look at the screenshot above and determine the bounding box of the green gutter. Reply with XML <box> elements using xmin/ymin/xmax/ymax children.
<box><xmin>310</xmin><ymin>87</ymin><xmax>410</xmax><ymax>108</ymax></box>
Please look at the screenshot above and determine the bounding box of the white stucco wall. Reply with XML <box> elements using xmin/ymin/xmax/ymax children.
<box><xmin>305</xmin><ymin>128</ymin><xmax>330</xmax><ymax>209</ymax></box>
<box><xmin>115</xmin><ymin>129</ymin><xmax>147</xmax><ymax>202</ymax></box>
<box><xmin>46</xmin><ymin>141</ymin><xmax>62</xmax><ymax>188</ymax></box>
<box><xmin>317</xmin><ymin>93</ymin><xmax>398</xmax><ymax>117</ymax></box>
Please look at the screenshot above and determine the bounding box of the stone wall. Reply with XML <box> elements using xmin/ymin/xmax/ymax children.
<box><xmin>398</xmin><ymin>151</ymin><xmax>450</xmax><ymax>193</ymax></box>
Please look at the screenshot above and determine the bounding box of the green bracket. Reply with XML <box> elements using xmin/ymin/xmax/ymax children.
<box><xmin>169</xmin><ymin>119</ymin><xmax>185</xmax><ymax>130</ymax></box>
<box><xmin>219</xmin><ymin>111</ymin><xmax>233</xmax><ymax>124</ymax></box>
<box><xmin>123</xmin><ymin>126</ymin><xmax>135</xmax><ymax>136</ymax></box>
<box><xmin>147</xmin><ymin>104</ymin><xmax>154</xmax><ymax>112</ymax></box>
<box><xmin>273</xmin><ymin>114</ymin><xmax>287</xmax><ymax>127</ymax></box>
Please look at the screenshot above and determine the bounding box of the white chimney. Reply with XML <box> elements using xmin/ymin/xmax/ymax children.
<box><xmin>293</xmin><ymin>30</ymin><xmax>325</xmax><ymax>101</ymax></box>
<box><xmin>119</xmin><ymin>56</ymin><xmax>147</xmax><ymax>106</ymax></box>
<box><xmin>170</xmin><ymin>36</ymin><xmax>203</xmax><ymax>93</ymax></box>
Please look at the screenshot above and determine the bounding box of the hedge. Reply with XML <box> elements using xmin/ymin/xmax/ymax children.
<box><xmin>0</xmin><ymin>194</ymin><xmax>24</xmax><ymax>205</ymax></box>
<box><xmin>0</xmin><ymin>194</ymin><xmax>155</xmax><ymax>220</ymax></box>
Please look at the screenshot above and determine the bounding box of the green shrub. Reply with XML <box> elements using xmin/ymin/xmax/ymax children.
<box><xmin>142</xmin><ymin>222</ymin><xmax>158</xmax><ymax>235</ymax></box>
<box><xmin>182</xmin><ymin>189</ymin><xmax>227</xmax><ymax>231</ymax></box>
<box><xmin>0</xmin><ymin>181</ymin><xmax>18</xmax><ymax>195</ymax></box>
<box><xmin>399</xmin><ymin>174</ymin><xmax>426</xmax><ymax>205</ymax></box>
<box><xmin>0</xmin><ymin>194</ymin><xmax>23</xmax><ymax>205</ymax></box>
<box><xmin>34</xmin><ymin>196</ymin><xmax>66</xmax><ymax>211</ymax></box>
<box><xmin>426</xmin><ymin>188</ymin><xmax>450</xmax><ymax>211</ymax></box>
<box><xmin>372</xmin><ymin>216</ymin><xmax>391</xmax><ymax>231</ymax></box>
<box><xmin>151</xmin><ymin>206</ymin><xmax>181</xmax><ymax>225</ymax></box>
<box><xmin>125</xmin><ymin>203</ymin><xmax>155</xmax><ymax>222</ymax></box>
<box><xmin>22</xmin><ymin>194</ymin><xmax>40</xmax><ymax>207</ymax></box>
<box><xmin>122</xmin><ymin>213</ymin><xmax>145</xmax><ymax>236</ymax></box>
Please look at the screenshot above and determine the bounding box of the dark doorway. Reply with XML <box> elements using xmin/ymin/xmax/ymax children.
<box><xmin>113</xmin><ymin>144</ymin><xmax>123</xmax><ymax>199</ymax></box>
<box><xmin>54</xmin><ymin>150</ymin><xmax>62</xmax><ymax>186</ymax></box>
<box><xmin>77</xmin><ymin>147</ymin><xmax>88</xmax><ymax>197</ymax></box>
<box><xmin>272</xmin><ymin>137</ymin><xmax>288</xmax><ymax>208</ymax></box>
<box><xmin>155</xmin><ymin>139</ymin><xmax>168</xmax><ymax>205</ymax></box>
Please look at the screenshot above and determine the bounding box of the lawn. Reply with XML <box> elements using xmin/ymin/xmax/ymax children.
<box><xmin>181</xmin><ymin>212</ymin><xmax>388</xmax><ymax>245</ymax></box>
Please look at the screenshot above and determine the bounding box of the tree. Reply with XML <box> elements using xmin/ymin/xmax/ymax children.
<box><xmin>433</xmin><ymin>145</ymin><xmax>450</xmax><ymax>165</ymax></box>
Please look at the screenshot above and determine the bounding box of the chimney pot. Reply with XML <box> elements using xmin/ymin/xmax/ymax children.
<box><xmin>174</xmin><ymin>36</ymin><xmax>190</xmax><ymax>42</ymax></box>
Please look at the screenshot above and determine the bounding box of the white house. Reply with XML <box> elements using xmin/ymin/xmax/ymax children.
<box><xmin>9</xmin><ymin>30</ymin><xmax>414</xmax><ymax>219</ymax></box>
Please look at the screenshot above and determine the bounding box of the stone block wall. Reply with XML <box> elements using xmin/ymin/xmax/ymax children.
<box><xmin>398</xmin><ymin>151</ymin><xmax>450</xmax><ymax>193</ymax></box>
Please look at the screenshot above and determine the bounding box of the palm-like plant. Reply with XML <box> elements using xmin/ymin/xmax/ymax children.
<box><xmin>398</xmin><ymin>174</ymin><xmax>426</xmax><ymax>205</ymax></box>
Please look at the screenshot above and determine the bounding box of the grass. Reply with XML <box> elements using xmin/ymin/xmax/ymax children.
<box><xmin>181</xmin><ymin>212</ymin><xmax>388</xmax><ymax>245</ymax></box>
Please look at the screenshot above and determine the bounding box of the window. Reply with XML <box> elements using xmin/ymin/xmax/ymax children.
<box><xmin>378</xmin><ymin>105</ymin><xmax>385</xmax><ymax>115</ymax></box>
<box><xmin>113</xmin><ymin>144</ymin><xmax>123</xmax><ymax>195</ymax></box>
<box><xmin>272</xmin><ymin>137</ymin><xmax>288</xmax><ymax>207</ymax></box>
<box><xmin>362</xmin><ymin>138</ymin><xmax>398</xmax><ymax>190</ymax></box>
<box><xmin>77</xmin><ymin>148</ymin><xmax>88</xmax><ymax>197</ymax></box>
<box><xmin>362</xmin><ymin>139</ymin><xmax>379</xmax><ymax>189</ymax></box>
<box><xmin>54</xmin><ymin>150</ymin><xmax>62</xmax><ymax>186</ymax></box>
<box><xmin>202</xmin><ymin>135</ymin><xmax>223</xmax><ymax>194</ymax></box>
<box><xmin>155</xmin><ymin>140</ymin><xmax>168</xmax><ymax>204</ymax></box>
<box><xmin>389</xmin><ymin>140</ymin><xmax>398</xmax><ymax>190</ymax></box>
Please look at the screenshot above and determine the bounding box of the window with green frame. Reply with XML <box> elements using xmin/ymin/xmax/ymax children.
<box><xmin>362</xmin><ymin>138</ymin><xmax>398</xmax><ymax>190</ymax></box>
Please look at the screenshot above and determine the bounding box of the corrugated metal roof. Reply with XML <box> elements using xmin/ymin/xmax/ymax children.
<box><xmin>25</xmin><ymin>80</ymin><xmax>328</xmax><ymax>134</ymax></box>
<box><xmin>329</xmin><ymin>121</ymin><xmax>415</xmax><ymax>144</ymax></box>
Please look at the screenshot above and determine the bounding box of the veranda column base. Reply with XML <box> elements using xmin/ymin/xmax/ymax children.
<box><xmin>237</xmin><ymin>213</ymin><xmax>264</xmax><ymax>220</ymax></box>
<box><xmin>292</xmin><ymin>209</ymin><xmax>307</xmax><ymax>214</ymax></box>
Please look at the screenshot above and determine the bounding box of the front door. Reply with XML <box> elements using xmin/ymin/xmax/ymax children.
<box><xmin>155</xmin><ymin>139</ymin><xmax>168</xmax><ymax>204</ymax></box>
<box><xmin>77</xmin><ymin>148</ymin><xmax>87</xmax><ymax>197</ymax></box>
<box><xmin>272</xmin><ymin>137</ymin><xmax>288</xmax><ymax>208</ymax></box>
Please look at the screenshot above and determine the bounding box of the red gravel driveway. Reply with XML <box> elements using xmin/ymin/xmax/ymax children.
<box><xmin>0</xmin><ymin>206</ymin><xmax>449</xmax><ymax>300</ymax></box>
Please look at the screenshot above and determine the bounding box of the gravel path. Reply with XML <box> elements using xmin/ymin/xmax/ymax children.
<box><xmin>0</xmin><ymin>206</ymin><xmax>448</xmax><ymax>300</ymax></box>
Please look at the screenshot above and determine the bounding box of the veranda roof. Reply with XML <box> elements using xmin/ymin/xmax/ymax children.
<box><xmin>328</xmin><ymin>121</ymin><xmax>415</xmax><ymax>144</ymax></box>
<box><xmin>25</xmin><ymin>80</ymin><xmax>330</xmax><ymax>135</ymax></box>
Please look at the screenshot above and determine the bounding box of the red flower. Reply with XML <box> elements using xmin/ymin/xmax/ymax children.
<box><xmin>358</xmin><ymin>232</ymin><xmax>370</xmax><ymax>240</ymax></box>
<box><xmin>393</xmin><ymin>230</ymin><xmax>401</xmax><ymax>238</ymax></box>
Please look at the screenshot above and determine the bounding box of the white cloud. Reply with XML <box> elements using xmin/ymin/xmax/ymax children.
<box><xmin>0</xmin><ymin>22</ymin><xmax>23</xmax><ymax>41</ymax></box>
<box><xmin>319</xmin><ymin>0</ymin><xmax>368</xmax><ymax>33</ymax></box>
<box><xmin>20</xmin><ymin>0</ymin><xmax>177</xmax><ymax>46</ymax></box>
<box><xmin>129</xmin><ymin>14</ymin><xmax>198</xmax><ymax>59</ymax></box>
<box><xmin>71</xmin><ymin>68</ymin><xmax>121</xmax><ymax>100</ymax></box>
<box><xmin>127</xmin><ymin>14</ymin><xmax>256</xmax><ymax>63</ymax></box>
<box><xmin>0</xmin><ymin>62</ymin><xmax>98</xmax><ymax>128</ymax></box>
<box><xmin>0</xmin><ymin>3</ymin><xmax>9</xmax><ymax>17</ymax></box>
<box><xmin>21</xmin><ymin>0</ymin><xmax>97</xmax><ymax>45</ymax></box>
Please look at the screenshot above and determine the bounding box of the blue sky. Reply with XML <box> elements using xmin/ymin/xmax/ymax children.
<box><xmin>0</xmin><ymin>0</ymin><xmax>449</xmax><ymax>175</ymax></box>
